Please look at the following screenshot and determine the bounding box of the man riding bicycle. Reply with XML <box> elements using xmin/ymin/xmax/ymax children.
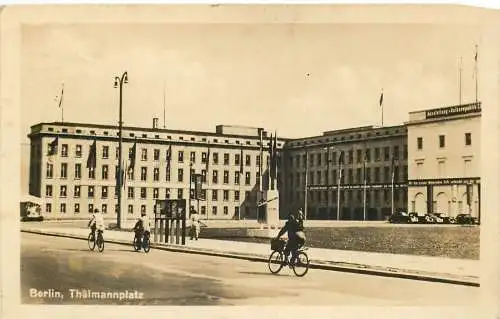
<box><xmin>133</xmin><ymin>211</ymin><xmax>151</xmax><ymax>243</ymax></box>
<box><xmin>275</xmin><ymin>209</ymin><xmax>306</xmax><ymax>266</ymax></box>
<box><xmin>88</xmin><ymin>208</ymin><xmax>105</xmax><ymax>240</ymax></box>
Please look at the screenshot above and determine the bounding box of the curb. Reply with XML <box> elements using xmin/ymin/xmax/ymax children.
<box><xmin>22</xmin><ymin>229</ymin><xmax>479</xmax><ymax>287</ymax></box>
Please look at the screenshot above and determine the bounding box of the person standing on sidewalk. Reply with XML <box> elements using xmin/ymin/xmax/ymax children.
<box><xmin>189</xmin><ymin>209</ymin><xmax>206</xmax><ymax>240</ymax></box>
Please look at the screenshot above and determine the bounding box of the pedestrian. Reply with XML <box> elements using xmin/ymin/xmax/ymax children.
<box><xmin>189</xmin><ymin>209</ymin><xmax>205</xmax><ymax>240</ymax></box>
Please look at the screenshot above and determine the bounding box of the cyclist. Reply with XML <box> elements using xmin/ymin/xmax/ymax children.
<box><xmin>88</xmin><ymin>208</ymin><xmax>105</xmax><ymax>241</ymax></box>
<box><xmin>275</xmin><ymin>209</ymin><xmax>306</xmax><ymax>266</ymax></box>
<box><xmin>134</xmin><ymin>211</ymin><xmax>151</xmax><ymax>245</ymax></box>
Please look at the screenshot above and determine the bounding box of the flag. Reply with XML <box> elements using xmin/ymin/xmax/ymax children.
<box><xmin>122</xmin><ymin>161</ymin><xmax>127</xmax><ymax>190</ymax></box>
<box><xmin>166</xmin><ymin>145</ymin><xmax>172</xmax><ymax>172</ymax></box>
<box><xmin>86</xmin><ymin>140</ymin><xmax>97</xmax><ymax>169</ymax></box>
<box><xmin>363</xmin><ymin>153</ymin><xmax>367</xmax><ymax>184</ymax></box>
<box><xmin>379</xmin><ymin>90</ymin><xmax>384</xmax><ymax>107</ymax></box>
<box><xmin>338</xmin><ymin>151</ymin><xmax>344</xmax><ymax>183</ymax></box>
<box><xmin>273</xmin><ymin>132</ymin><xmax>277</xmax><ymax>180</ymax></box>
<box><xmin>48</xmin><ymin>137</ymin><xmax>58</xmax><ymax>155</ymax></box>
<box><xmin>58</xmin><ymin>83</ymin><xmax>64</xmax><ymax>109</ymax></box>
<box><xmin>128</xmin><ymin>142</ymin><xmax>137</xmax><ymax>173</ymax></box>
<box><xmin>239</xmin><ymin>147</ymin><xmax>244</xmax><ymax>174</ymax></box>
<box><xmin>269</xmin><ymin>133</ymin><xmax>274</xmax><ymax>180</ymax></box>
<box><xmin>466</xmin><ymin>184</ymin><xmax>472</xmax><ymax>206</ymax></box>
<box><xmin>391</xmin><ymin>155</ymin><xmax>396</xmax><ymax>184</ymax></box>
<box><xmin>205</xmin><ymin>146</ymin><xmax>210</xmax><ymax>173</ymax></box>
<box><xmin>474</xmin><ymin>45</ymin><xmax>478</xmax><ymax>62</ymax></box>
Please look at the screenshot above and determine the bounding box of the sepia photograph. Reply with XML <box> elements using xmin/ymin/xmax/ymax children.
<box><xmin>2</xmin><ymin>2</ymin><xmax>500</xmax><ymax>319</ymax></box>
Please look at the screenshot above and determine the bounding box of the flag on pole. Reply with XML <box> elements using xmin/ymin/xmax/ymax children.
<box><xmin>86</xmin><ymin>139</ymin><xmax>97</xmax><ymax>169</ymax></box>
<box><xmin>128</xmin><ymin>142</ymin><xmax>137</xmax><ymax>174</ymax></box>
<box><xmin>122</xmin><ymin>161</ymin><xmax>127</xmax><ymax>190</ymax></box>
<box><xmin>205</xmin><ymin>146</ymin><xmax>210</xmax><ymax>173</ymax></box>
<box><xmin>58</xmin><ymin>83</ymin><xmax>64</xmax><ymax>109</ymax></box>
<box><xmin>239</xmin><ymin>147</ymin><xmax>244</xmax><ymax>174</ymax></box>
<box><xmin>391</xmin><ymin>154</ymin><xmax>396</xmax><ymax>184</ymax></box>
<box><xmin>338</xmin><ymin>151</ymin><xmax>344</xmax><ymax>182</ymax></box>
<box><xmin>166</xmin><ymin>145</ymin><xmax>172</xmax><ymax>172</ymax></box>
<box><xmin>273</xmin><ymin>132</ymin><xmax>278</xmax><ymax>181</ymax></box>
<box><xmin>379</xmin><ymin>90</ymin><xmax>384</xmax><ymax>107</ymax></box>
<box><xmin>48</xmin><ymin>137</ymin><xmax>58</xmax><ymax>156</ymax></box>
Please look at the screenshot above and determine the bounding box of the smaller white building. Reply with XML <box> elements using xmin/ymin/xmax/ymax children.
<box><xmin>406</xmin><ymin>102</ymin><xmax>481</xmax><ymax>218</ymax></box>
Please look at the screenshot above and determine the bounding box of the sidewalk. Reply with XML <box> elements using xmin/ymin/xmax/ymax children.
<box><xmin>21</xmin><ymin>225</ymin><xmax>479</xmax><ymax>286</ymax></box>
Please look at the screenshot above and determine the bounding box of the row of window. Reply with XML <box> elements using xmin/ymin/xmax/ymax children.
<box><xmin>50</xmin><ymin>143</ymin><xmax>268</xmax><ymax>166</ymax></box>
<box><xmin>44</xmin><ymin>202</ymin><xmax>244</xmax><ymax>216</ymax></box>
<box><xmin>292</xmin><ymin>145</ymin><xmax>407</xmax><ymax>168</ymax></box>
<box><xmin>289</xmin><ymin>165</ymin><xmax>408</xmax><ymax>187</ymax></box>
<box><xmin>45</xmin><ymin>185</ymin><xmax>253</xmax><ymax>202</ymax></box>
<box><xmin>45</xmin><ymin>163</ymin><xmax>263</xmax><ymax>185</ymax></box>
<box><xmin>289</xmin><ymin>188</ymin><xmax>408</xmax><ymax>203</ymax></box>
<box><xmin>416</xmin><ymin>133</ymin><xmax>472</xmax><ymax>150</ymax></box>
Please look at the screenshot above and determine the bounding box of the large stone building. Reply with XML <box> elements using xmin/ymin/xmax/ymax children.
<box><xmin>406</xmin><ymin>102</ymin><xmax>481</xmax><ymax>218</ymax></box>
<box><xmin>281</xmin><ymin>125</ymin><xmax>408</xmax><ymax>220</ymax></box>
<box><xmin>28</xmin><ymin>121</ymin><xmax>285</xmax><ymax>220</ymax></box>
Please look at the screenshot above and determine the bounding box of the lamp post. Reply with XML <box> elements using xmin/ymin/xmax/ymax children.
<box><xmin>114</xmin><ymin>71</ymin><xmax>128</xmax><ymax>229</ymax></box>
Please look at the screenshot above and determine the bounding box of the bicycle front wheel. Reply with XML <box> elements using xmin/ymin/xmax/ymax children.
<box><xmin>143</xmin><ymin>237</ymin><xmax>150</xmax><ymax>253</ymax></box>
<box><xmin>292</xmin><ymin>251</ymin><xmax>310</xmax><ymax>277</ymax></box>
<box><xmin>268</xmin><ymin>250</ymin><xmax>284</xmax><ymax>274</ymax></box>
<box><xmin>88</xmin><ymin>233</ymin><xmax>96</xmax><ymax>251</ymax></box>
<box><xmin>133</xmin><ymin>237</ymin><xmax>141</xmax><ymax>251</ymax></box>
<box><xmin>97</xmin><ymin>236</ymin><xmax>105</xmax><ymax>252</ymax></box>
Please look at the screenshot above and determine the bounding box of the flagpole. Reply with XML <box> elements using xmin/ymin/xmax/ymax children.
<box><xmin>474</xmin><ymin>44</ymin><xmax>478</xmax><ymax>103</ymax></box>
<box><xmin>163</xmin><ymin>80</ymin><xmax>166</xmax><ymax>129</ymax></box>
<box><xmin>363</xmin><ymin>158</ymin><xmax>367</xmax><ymax>221</ymax></box>
<box><xmin>459</xmin><ymin>56</ymin><xmax>463</xmax><ymax>105</ymax></box>
<box><xmin>379</xmin><ymin>89</ymin><xmax>384</xmax><ymax>127</ymax></box>
<box><xmin>337</xmin><ymin>151</ymin><xmax>342</xmax><ymax>221</ymax></box>
<box><xmin>391</xmin><ymin>157</ymin><xmax>395</xmax><ymax>216</ymax></box>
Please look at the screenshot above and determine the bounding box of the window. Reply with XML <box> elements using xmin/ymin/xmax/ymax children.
<box><xmin>141</xmin><ymin>148</ymin><xmax>148</xmax><ymax>161</ymax></box>
<box><xmin>60</xmin><ymin>203</ymin><xmax>66</xmax><ymax>213</ymax></box>
<box><xmin>74</xmin><ymin>186</ymin><xmax>81</xmax><ymax>198</ymax></box>
<box><xmin>190</xmin><ymin>151</ymin><xmax>196</xmax><ymax>163</ymax></box>
<box><xmin>384</xmin><ymin>147</ymin><xmax>390</xmax><ymax>161</ymax></box>
<box><xmin>60</xmin><ymin>163</ymin><xmax>68</xmax><ymax>178</ymax></box>
<box><xmin>235</xmin><ymin>190</ymin><xmax>240</xmax><ymax>201</ymax></box>
<box><xmin>58</xmin><ymin>185</ymin><xmax>66</xmax><ymax>197</ymax></box>
<box><xmin>102</xmin><ymin>186</ymin><xmax>108</xmax><ymax>199</ymax></box>
<box><xmin>384</xmin><ymin>167</ymin><xmax>390</xmax><ymax>182</ymax></box>
<box><xmin>178</xmin><ymin>151</ymin><xmax>184</xmax><ymax>163</ymax></box>
<box><xmin>235</xmin><ymin>154</ymin><xmax>241</xmax><ymax>166</ymax></box>
<box><xmin>46</xmin><ymin>185</ymin><xmax>53</xmax><ymax>197</ymax></box>
<box><xmin>128</xmin><ymin>205</ymin><xmax>133</xmax><ymax>215</ymax></box>
<box><xmin>438</xmin><ymin>160</ymin><xmax>445</xmax><ymax>177</ymax></box>
<box><xmin>76</xmin><ymin>145</ymin><xmax>82</xmax><ymax>157</ymax></box>
<box><xmin>235</xmin><ymin>207</ymin><xmax>240</xmax><ymax>217</ymax></box>
<box><xmin>165</xmin><ymin>167</ymin><xmax>170</xmax><ymax>182</ymax></box>
<box><xmin>46</xmin><ymin>163</ymin><xmax>53</xmax><ymax>178</ymax></box>
<box><xmin>88</xmin><ymin>204</ymin><xmax>94</xmax><ymax>213</ymax></box>
<box><xmin>365</xmin><ymin>149</ymin><xmax>371</xmax><ymax>162</ymax></box>
<box><xmin>88</xmin><ymin>186</ymin><xmax>94</xmax><ymax>198</ymax></box>
<box><xmin>102</xmin><ymin>146</ymin><xmax>109</xmax><ymax>159</ymax></box>
<box><xmin>128</xmin><ymin>187</ymin><xmax>134</xmax><ymax>199</ymax></box>
<box><xmin>465</xmin><ymin>133</ymin><xmax>472</xmax><ymax>146</ymax></box>
<box><xmin>201</xmin><ymin>206</ymin><xmax>206</xmax><ymax>215</ymax></box>
<box><xmin>224</xmin><ymin>206</ymin><xmax>229</xmax><ymax>215</ymax></box>
<box><xmin>224</xmin><ymin>153</ymin><xmax>230</xmax><ymax>165</ymax></box>
<box><xmin>75</xmin><ymin>164</ymin><xmax>81</xmax><ymax>179</ymax></box>
<box><xmin>245</xmin><ymin>172</ymin><xmax>251</xmax><ymax>185</ymax></box>
<box><xmin>212</xmin><ymin>170</ymin><xmax>218</xmax><ymax>184</ymax></box>
<box><xmin>102</xmin><ymin>204</ymin><xmax>107</xmax><ymax>214</ymax></box>
<box><xmin>375</xmin><ymin>148</ymin><xmax>380</xmax><ymax>162</ymax></box>
<box><xmin>152</xmin><ymin>168</ymin><xmax>160</xmax><ymax>182</ymax></box>
<box><xmin>74</xmin><ymin>203</ymin><xmax>80</xmax><ymax>214</ymax></box>
<box><xmin>246</xmin><ymin>155</ymin><xmax>251</xmax><ymax>166</ymax></box>
<box><xmin>374</xmin><ymin>167</ymin><xmax>380</xmax><ymax>183</ymax></box>
<box><xmin>154</xmin><ymin>149</ymin><xmax>160</xmax><ymax>161</ymax></box>
<box><xmin>356</xmin><ymin>150</ymin><xmax>362</xmax><ymax>163</ymax></box>
<box><xmin>223</xmin><ymin>190</ymin><xmax>229</xmax><ymax>201</ymax></box>
<box><xmin>46</xmin><ymin>203</ymin><xmax>52</xmax><ymax>213</ymax></box>
<box><xmin>88</xmin><ymin>167</ymin><xmax>95</xmax><ymax>179</ymax></box>
<box><xmin>165</xmin><ymin>188</ymin><xmax>171</xmax><ymax>199</ymax></box>
<box><xmin>213</xmin><ymin>153</ymin><xmax>219</xmax><ymax>164</ymax></box>
<box><xmin>102</xmin><ymin>165</ymin><xmax>108</xmax><ymax>180</ymax></box>
<box><xmin>141</xmin><ymin>205</ymin><xmax>146</xmax><ymax>214</ymax></box>
<box><xmin>212</xmin><ymin>190</ymin><xmax>218</xmax><ymax>201</ymax></box>
<box><xmin>212</xmin><ymin>206</ymin><xmax>217</xmax><ymax>215</ymax></box>
<box><xmin>153</xmin><ymin>188</ymin><xmax>159</xmax><ymax>199</ymax></box>
<box><xmin>141</xmin><ymin>167</ymin><xmax>148</xmax><ymax>181</ymax></box>
<box><xmin>141</xmin><ymin>187</ymin><xmax>147</xmax><ymax>199</ymax></box>
<box><xmin>202</xmin><ymin>152</ymin><xmax>208</xmax><ymax>164</ymax></box>
<box><xmin>177</xmin><ymin>189</ymin><xmax>183</xmax><ymax>199</ymax></box>
<box><xmin>256</xmin><ymin>155</ymin><xmax>261</xmax><ymax>167</ymax></box>
<box><xmin>439</xmin><ymin>135</ymin><xmax>446</xmax><ymax>148</ymax></box>
<box><xmin>223</xmin><ymin>170</ymin><xmax>229</xmax><ymax>184</ymax></box>
<box><xmin>393</xmin><ymin>146</ymin><xmax>399</xmax><ymax>160</ymax></box>
<box><xmin>464</xmin><ymin>159</ymin><xmax>472</xmax><ymax>176</ymax></box>
<box><xmin>234</xmin><ymin>172</ymin><xmax>240</xmax><ymax>185</ymax></box>
<box><xmin>61</xmin><ymin>144</ymin><xmax>68</xmax><ymax>157</ymax></box>
<box><xmin>348</xmin><ymin>150</ymin><xmax>353</xmax><ymax>164</ymax></box>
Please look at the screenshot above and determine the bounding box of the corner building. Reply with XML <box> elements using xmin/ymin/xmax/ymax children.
<box><xmin>406</xmin><ymin>102</ymin><xmax>481</xmax><ymax>218</ymax></box>
<box><xmin>281</xmin><ymin>125</ymin><xmax>408</xmax><ymax>220</ymax></box>
<box><xmin>28</xmin><ymin>122</ymin><xmax>285</xmax><ymax>220</ymax></box>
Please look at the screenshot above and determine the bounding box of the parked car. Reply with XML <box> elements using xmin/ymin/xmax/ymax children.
<box><xmin>434</xmin><ymin>213</ymin><xmax>456</xmax><ymax>224</ymax></box>
<box><xmin>388</xmin><ymin>211</ymin><xmax>410</xmax><ymax>223</ymax></box>
<box><xmin>424</xmin><ymin>213</ymin><xmax>437</xmax><ymax>224</ymax></box>
<box><xmin>408</xmin><ymin>212</ymin><xmax>420</xmax><ymax>224</ymax></box>
<box><xmin>455</xmin><ymin>213</ymin><xmax>479</xmax><ymax>225</ymax></box>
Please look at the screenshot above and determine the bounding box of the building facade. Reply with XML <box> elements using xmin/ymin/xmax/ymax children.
<box><xmin>28</xmin><ymin>122</ymin><xmax>285</xmax><ymax>220</ymax></box>
<box><xmin>406</xmin><ymin>102</ymin><xmax>481</xmax><ymax>218</ymax></box>
<box><xmin>281</xmin><ymin>125</ymin><xmax>408</xmax><ymax>220</ymax></box>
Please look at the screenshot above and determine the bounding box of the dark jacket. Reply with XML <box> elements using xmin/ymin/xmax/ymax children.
<box><xmin>278</xmin><ymin>219</ymin><xmax>303</xmax><ymax>240</ymax></box>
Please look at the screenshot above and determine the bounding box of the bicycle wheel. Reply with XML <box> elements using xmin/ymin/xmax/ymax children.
<box><xmin>268</xmin><ymin>250</ymin><xmax>284</xmax><ymax>274</ymax></box>
<box><xmin>143</xmin><ymin>237</ymin><xmax>150</xmax><ymax>253</ymax></box>
<box><xmin>97</xmin><ymin>235</ymin><xmax>105</xmax><ymax>252</ymax></box>
<box><xmin>87</xmin><ymin>232</ymin><xmax>96</xmax><ymax>251</ymax></box>
<box><xmin>292</xmin><ymin>251</ymin><xmax>310</xmax><ymax>277</ymax></box>
<box><xmin>133</xmin><ymin>236</ymin><xmax>141</xmax><ymax>251</ymax></box>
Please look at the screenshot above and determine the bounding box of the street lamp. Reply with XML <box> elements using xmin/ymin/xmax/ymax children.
<box><xmin>114</xmin><ymin>71</ymin><xmax>128</xmax><ymax>229</ymax></box>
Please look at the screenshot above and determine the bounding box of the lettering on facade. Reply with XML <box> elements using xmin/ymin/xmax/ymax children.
<box><xmin>308</xmin><ymin>183</ymin><xmax>407</xmax><ymax>190</ymax></box>
<box><xmin>425</xmin><ymin>103</ymin><xmax>481</xmax><ymax>119</ymax></box>
<box><xmin>407</xmin><ymin>178</ymin><xmax>480</xmax><ymax>187</ymax></box>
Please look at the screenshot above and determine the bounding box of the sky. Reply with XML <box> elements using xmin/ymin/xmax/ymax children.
<box><xmin>20</xmin><ymin>17</ymin><xmax>481</xmax><ymax>144</ymax></box>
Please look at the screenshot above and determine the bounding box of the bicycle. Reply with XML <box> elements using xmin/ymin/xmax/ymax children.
<box><xmin>88</xmin><ymin>230</ymin><xmax>105</xmax><ymax>252</ymax></box>
<box><xmin>133</xmin><ymin>231</ymin><xmax>151</xmax><ymax>253</ymax></box>
<box><xmin>268</xmin><ymin>238</ymin><xmax>310</xmax><ymax>277</ymax></box>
